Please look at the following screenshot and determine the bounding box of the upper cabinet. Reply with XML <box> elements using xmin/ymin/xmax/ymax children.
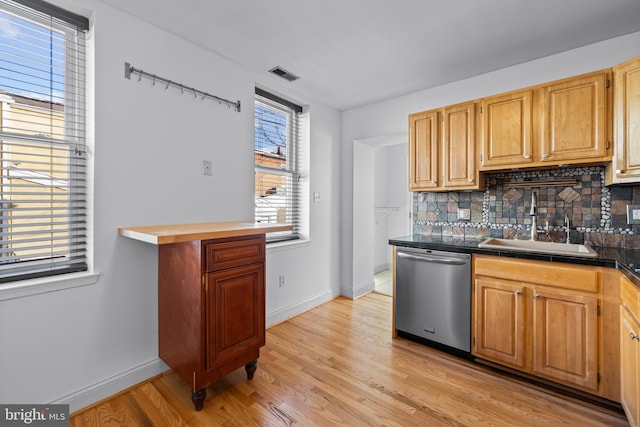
<box><xmin>410</xmin><ymin>55</ymin><xmax>640</xmax><ymax>190</ymax></box>
<box><xmin>409</xmin><ymin>110</ymin><xmax>439</xmax><ymax>190</ymax></box>
<box><xmin>607</xmin><ymin>56</ymin><xmax>640</xmax><ymax>184</ymax></box>
<box><xmin>409</xmin><ymin>102</ymin><xmax>481</xmax><ymax>191</ymax></box>
<box><xmin>540</xmin><ymin>70</ymin><xmax>610</xmax><ymax>164</ymax></box>
<box><xmin>480</xmin><ymin>89</ymin><xmax>533</xmax><ymax>168</ymax></box>
<box><xmin>479</xmin><ymin>70</ymin><xmax>611</xmax><ymax>171</ymax></box>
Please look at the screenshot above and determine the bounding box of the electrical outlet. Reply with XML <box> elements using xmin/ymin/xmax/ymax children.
<box><xmin>457</xmin><ymin>208</ymin><xmax>471</xmax><ymax>221</ymax></box>
<box><xmin>627</xmin><ymin>204</ymin><xmax>640</xmax><ymax>224</ymax></box>
<box><xmin>278</xmin><ymin>274</ymin><xmax>285</xmax><ymax>287</ymax></box>
<box><xmin>203</xmin><ymin>160</ymin><xmax>212</xmax><ymax>176</ymax></box>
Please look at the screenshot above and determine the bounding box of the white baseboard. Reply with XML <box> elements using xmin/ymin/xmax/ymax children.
<box><xmin>341</xmin><ymin>280</ymin><xmax>374</xmax><ymax>299</ymax></box>
<box><xmin>353</xmin><ymin>280</ymin><xmax>374</xmax><ymax>299</ymax></box>
<box><xmin>374</xmin><ymin>263</ymin><xmax>392</xmax><ymax>274</ymax></box>
<box><xmin>266</xmin><ymin>288</ymin><xmax>340</xmax><ymax>327</ymax></box>
<box><xmin>52</xmin><ymin>358</ymin><xmax>168</xmax><ymax>413</ymax></box>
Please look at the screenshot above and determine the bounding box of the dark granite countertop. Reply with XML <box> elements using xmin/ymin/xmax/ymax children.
<box><xmin>389</xmin><ymin>234</ymin><xmax>640</xmax><ymax>289</ymax></box>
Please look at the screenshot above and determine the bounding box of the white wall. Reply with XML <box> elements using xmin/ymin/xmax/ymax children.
<box><xmin>374</xmin><ymin>143</ymin><xmax>409</xmax><ymax>273</ymax></box>
<box><xmin>0</xmin><ymin>0</ymin><xmax>341</xmax><ymax>411</ymax></box>
<box><xmin>350</xmin><ymin>142</ymin><xmax>375</xmax><ymax>297</ymax></box>
<box><xmin>341</xmin><ymin>32</ymin><xmax>640</xmax><ymax>298</ymax></box>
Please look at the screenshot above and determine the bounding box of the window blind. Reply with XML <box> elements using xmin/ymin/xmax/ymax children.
<box><xmin>254</xmin><ymin>89</ymin><xmax>302</xmax><ymax>242</ymax></box>
<box><xmin>0</xmin><ymin>0</ymin><xmax>87</xmax><ymax>282</ymax></box>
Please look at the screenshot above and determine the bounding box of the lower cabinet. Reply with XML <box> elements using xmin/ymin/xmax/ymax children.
<box><xmin>473</xmin><ymin>255</ymin><xmax>602</xmax><ymax>394</ymax></box>
<box><xmin>474</xmin><ymin>277</ymin><xmax>526</xmax><ymax>369</ymax></box>
<box><xmin>621</xmin><ymin>275</ymin><xmax>640</xmax><ymax>427</ymax></box>
<box><xmin>531</xmin><ymin>286</ymin><xmax>598</xmax><ymax>390</ymax></box>
<box><xmin>158</xmin><ymin>234</ymin><xmax>266</xmax><ymax>411</ymax></box>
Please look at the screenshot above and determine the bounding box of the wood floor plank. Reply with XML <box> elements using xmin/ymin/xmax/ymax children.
<box><xmin>71</xmin><ymin>293</ymin><xmax>628</xmax><ymax>426</ymax></box>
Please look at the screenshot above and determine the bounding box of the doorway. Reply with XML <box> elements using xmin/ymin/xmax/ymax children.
<box><xmin>353</xmin><ymin>133</ymin><xmax>411</xmax><ymax>298</ymax></box>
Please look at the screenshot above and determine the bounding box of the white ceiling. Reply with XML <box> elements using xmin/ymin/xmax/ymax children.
<box><xmin>102</xmin><ymin>0</ymin><xmax>640</xmax><ymax>111</ymax></box>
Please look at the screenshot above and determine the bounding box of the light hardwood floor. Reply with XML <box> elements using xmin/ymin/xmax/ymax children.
<box><xmin>71</xmin><ymin>293</ymin><xmax>627</xmax><ymax>426</ymax></box>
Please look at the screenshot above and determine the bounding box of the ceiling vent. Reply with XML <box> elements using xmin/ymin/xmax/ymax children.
<box><xmin>269</xmin><ymin>66</ymin><xmax>300</xmax><ymax>82</ymax></box>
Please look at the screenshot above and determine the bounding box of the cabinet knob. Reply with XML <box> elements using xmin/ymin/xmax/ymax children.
<box><xmin>523</xmin><ymin>155</ymin><xmax>531</xmax><ymax>159</ymax></box>
<box><xmin>616</xmin><ymin>169</ymin><xmax>623</xmax><ymax>174</ymax></box>
<box><xmin>515</xmin><ymin>290</ymin><xmax>522</xmax><ymax>296</ymax></box>
<box><xmin>468</xmin><ymin>178</ymin><xmax>474</xmax><ymax>183</ymax></box>
<box><xmin>432</xmin><ymin>180</ymin><xmax>437</xmax><ymax>184</ymax></box>
<box><xmin>541</xmin><ymin>154</ymin><xmax>549</xmax><ymax>159</ymax></box>
<box><xmin>632</xmin><ymin>333</ymin><xmax>640</xmax><ymax>341</ymax></box>
<box><xmin>535</xmin><ymin>294</ymin><xmax>542</xmax><ymax>300</ymax></box>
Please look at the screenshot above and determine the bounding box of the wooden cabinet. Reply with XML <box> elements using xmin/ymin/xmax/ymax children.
<box><xmin>474</xmin><ymin>277</ymin><xmax>526</xmax><ymax>369</ymax></box>
<box><xmin>473</xmin><ymin>255</ymin><xmax>602</xmax><ymax>394</ymax></box>
<box><xmin>409</xmin><ymin>102</ymin><xmax>481</xmax><ymax>191</ymax></box>
<box><xmin>621</xmin><ymin>275</ymin><xmax>640</xmax><ymax>427</ymax></box>
<box><xmin>540</xmin><ymin>70</ymin><xmax>611</xmax><ymax>165</ymax></box>
<box><xmin>607</xmin><ymin>56</ymin><xmax>640</xmax><ymax>184</ymax></box>
<box><xmin>409</xmin><ymin>110</ymin><xmax>439</xmax><ymax>190</ymax></box>
<box><xmin>480</xmin><ymin>70</ymin><xmax>611</xmax><ymax>171</ymax></box>
<box><xmin>480</xmin><ymin>90</ymin><xmax>534</xmax><ymax>168</ymax></box>
<box><xmin>531</xmin><ymin>285</ymin><xmax>598</xmax><ymax>390</ymax></box>
<box><xmin>158</xmin><ymin>234</ymin><xmax>266</xmax><ymax>410</ymax></box>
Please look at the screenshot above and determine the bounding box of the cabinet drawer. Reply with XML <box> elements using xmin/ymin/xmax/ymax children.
<box><xmin>474</xmin><ymin>255</ymin><xmax>599</xmax><ymax>293</ymax></box>
<box><xmin>205</xmin><ymin>236</ymin><xmax>265</xmax><ymax>272</ymax></box>
<box><xmin>621</xmin><ymin>275</ymin><xmax>640</xmax><ymax>319</ymax></box>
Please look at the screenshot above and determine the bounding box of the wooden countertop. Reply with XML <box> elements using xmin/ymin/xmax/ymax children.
<box><xmin>119</xmin><ymin>221</ymin><xmax>293</xmax><ymax>244</ymax></box>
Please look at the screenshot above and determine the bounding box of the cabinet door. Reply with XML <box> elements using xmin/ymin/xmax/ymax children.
<box><xmin>612</xmin><ymin>56</ymin><xmax>640</xmax><ymax>183</ymax></box>
<box><xmin>205</xmin><ymin>263</ymin><xmax>265</xmax><ymax>371</ymax></box>
<box><xmin>480</xmin><ymin>90</ymin><xmax>533</xmax><ymax>169</ymax></box>
<box><xmin>473</xmin><ymin>278</ymin><xmax>526</xmax><ymax>369</ymax></box>
<box><xmin>442</xmin><ymin>102</ymin><xmax>477</xmax><ymax>188</ymax></box>
<box><xmin>540</xmin><ymin>71</ymin><xmax>610</xmax><ymax>164</ymax></box>
<box><xmin>409</xmin><ymin>110</ymin><xmax>439</xmax><ymax>190</ymax></box>
<box><xmin>532</xmin><ymin>286</ymin><xmax>598</xmax><ymax>391</ymax></box>
<box><xmin>621</xmin><ymin>308</ymin><xmax>640</xmax><ymax>427</ymax></box>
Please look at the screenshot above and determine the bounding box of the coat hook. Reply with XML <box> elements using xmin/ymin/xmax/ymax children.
<box><xmin>124</xmin><ymin>62</ymin><xmax>240</xmax><ymax>113</ymax></box>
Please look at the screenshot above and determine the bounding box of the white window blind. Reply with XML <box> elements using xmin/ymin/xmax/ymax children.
<box><xmin>0</xmin><ymin>0</ymin><xmax>88</xmax><ymax>282</ymax></box>
<box><xmin>254</xmin><ymin>89</ymin><xmax>302</xmax><ymax>242</ymax></box>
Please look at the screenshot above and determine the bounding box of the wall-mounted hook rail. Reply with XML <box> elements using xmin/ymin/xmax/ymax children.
<box><xmin>124</xmin><ymin>62</ymin><xmax>241</xmax><ymax>112</ymax></box>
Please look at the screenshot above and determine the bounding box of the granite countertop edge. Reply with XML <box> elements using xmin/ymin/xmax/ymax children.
<box><xmin>389</xmin><ymin>234</ymin><xmax>640</xmax><ymax>289</ymax></box>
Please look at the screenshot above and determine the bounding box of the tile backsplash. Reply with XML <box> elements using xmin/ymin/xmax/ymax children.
<box><xmin>413</xmin><ymin>166</ymin><xmax>640</xmax><ymax>248</ymax></box>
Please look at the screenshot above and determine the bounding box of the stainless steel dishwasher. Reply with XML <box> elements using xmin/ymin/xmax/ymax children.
<box><xmin>395</xmin><ymin>247</ymin><xmax>471</xmax><ymax>355</ymax></box>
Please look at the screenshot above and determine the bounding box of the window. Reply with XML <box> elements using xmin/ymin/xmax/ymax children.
<box><xmin>254</xmin><ymin>88</ymin><xmax>303</xmax><ymax>242</ymax></box>
<box><xmin>0</xmin><ymin>0</ymin><xmax>88</xmax><ymax>282</ymax></box>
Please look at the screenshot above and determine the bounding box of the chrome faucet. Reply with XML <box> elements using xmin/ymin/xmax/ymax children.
<box><xmin>530</xmin><ymin>191</ymin><xmax>538</xmax><ymax>241</ymax></box>
<box><xmin>565</xmin><ymin>214</ymin><xmax>571</xmax><ymax>244</ymax></box>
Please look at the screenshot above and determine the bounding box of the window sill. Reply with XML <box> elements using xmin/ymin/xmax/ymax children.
<box><xmin>266</xmin><ymin>238</ymin><xmax>311</xmax><ymax>253</ymax></box>
<box><xmin>0</xmin><ymin>271</ymin><xmax>100</xmax><ymax>301</ymax></box>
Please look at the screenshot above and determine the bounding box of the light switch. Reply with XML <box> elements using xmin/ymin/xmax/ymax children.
<box><xmin>203</xmin><ymin>160</ymin><xmax>212</xmax><ymax>176</ymax></box>
<box><xmin>627</xmin><ymin>205</ymin><xmax>640</xmax><ymax>224</ymax></box>
<box><xmin>313</xmin><ymin>192</ymin><xmax>320</xmax><ymax>203</ymax></box>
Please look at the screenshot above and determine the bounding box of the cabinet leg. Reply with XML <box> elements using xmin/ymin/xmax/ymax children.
<box><xmin>245</xmin><ymin>360</ymin><xmax>258</xmax><ymax>380</ymax></box>
<box><xmin>191</xmin><ymin>388</ymin><xmax>206</xmax><ymax>411</ymax></box>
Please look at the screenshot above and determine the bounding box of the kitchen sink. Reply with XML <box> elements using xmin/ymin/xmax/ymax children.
<box><xmin>478</xmin><ymin>238</ymin><xmax>598</xmax><ymax>258</ymax></box>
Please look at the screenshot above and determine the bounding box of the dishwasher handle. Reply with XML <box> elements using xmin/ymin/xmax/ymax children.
<box><xmin>397</xmin><ymin>251</ymin><xmax>468</xmax><ymax>266</ymax></box>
